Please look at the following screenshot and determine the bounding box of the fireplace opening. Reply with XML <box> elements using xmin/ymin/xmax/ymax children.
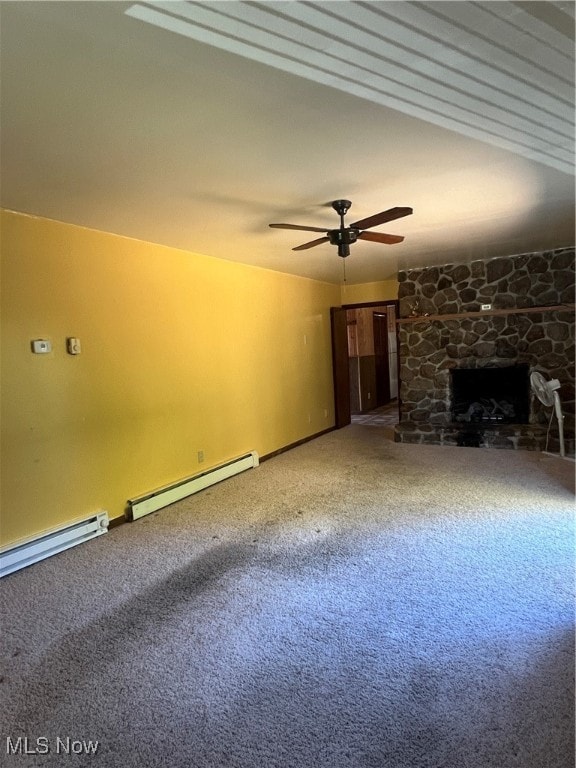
<box><xmin>451</xmin><ymin>365</ymin><xmax>530</xmax><ymax>424</ymax></box>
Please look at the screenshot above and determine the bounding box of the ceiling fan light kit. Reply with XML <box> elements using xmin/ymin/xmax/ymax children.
<box><xmin>269</xmin><ymin>199</ymin><xmax>413</xmax><ymax>259</ymax></box>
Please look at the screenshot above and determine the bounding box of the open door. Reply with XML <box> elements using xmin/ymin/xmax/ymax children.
<box><xmin>330</xmin><ymin>307</ymin><xmax>351</xmax><ymax>428</ymax></box>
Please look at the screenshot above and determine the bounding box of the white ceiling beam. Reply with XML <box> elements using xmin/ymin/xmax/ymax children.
<box><xmin>127</xmin><ymin>1</ymin><xmax>574</xmax><ymax>173</ymax></box>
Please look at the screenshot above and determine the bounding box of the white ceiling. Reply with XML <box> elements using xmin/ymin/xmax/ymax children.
<box><xmin>1</xmin><ymin>1</ymin><xmax>574</xmax><ymax>284</ymax></box>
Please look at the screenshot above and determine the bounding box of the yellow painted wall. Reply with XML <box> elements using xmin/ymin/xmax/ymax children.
<box><xmin>0</xmin><ymin>210</ymin><xmax>340</xmax><ymax>546</ymax></box>
<box><xmin>340</xmin><ymin>279</ymin><xmax>398</xmax><ymax>305</ymax></box>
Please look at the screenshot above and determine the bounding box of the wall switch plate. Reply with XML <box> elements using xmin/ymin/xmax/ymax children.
<box><xmin>31</xmin><ymin>339</ymin><xmax>52</xmax><ymax>354</ymax></box>
<box><xmin>67</xmin><ymin>337</ymin><xmax>81</xmax><ymax>355</ymax></box>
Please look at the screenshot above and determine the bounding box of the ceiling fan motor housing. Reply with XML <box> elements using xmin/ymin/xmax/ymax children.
<box><xmin>328</xmin><ymin>226</ymin><xmax>358</xmax><ymax>258</ymax></box>
<box><xmin>328</xmin><ymin>228</ymin><xmax>359</xmax><ymax>246</ymax></box>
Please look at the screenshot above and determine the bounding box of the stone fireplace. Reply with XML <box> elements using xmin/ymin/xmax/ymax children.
<box><xmin>394</xmin><ymin>247</ymin><xmax>575</xmax><ymax>453</ymax></box>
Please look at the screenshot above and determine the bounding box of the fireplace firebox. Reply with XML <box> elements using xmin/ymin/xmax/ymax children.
<box><xmin>451</xmin><ymin>365</ymin><xmax>530</xmax><ymax>425</ymax></box>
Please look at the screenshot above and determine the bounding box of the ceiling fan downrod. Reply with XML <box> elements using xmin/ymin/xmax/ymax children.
<box><xmin>331</xmin><ymin>200</ymin><xmax>355</xmax><ymax>257</ymax></box>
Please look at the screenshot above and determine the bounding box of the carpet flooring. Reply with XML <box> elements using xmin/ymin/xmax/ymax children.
<box><xmin>1</xmin><ymin>426</ymin><xmax>574</xmax><ymax>768</ymax></box>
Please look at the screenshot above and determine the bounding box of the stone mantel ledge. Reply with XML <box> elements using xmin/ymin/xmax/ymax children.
<box><xmin>396</xmin><ymin>303</ymin><xmax>575</xmax><ymax>324</ymax></box>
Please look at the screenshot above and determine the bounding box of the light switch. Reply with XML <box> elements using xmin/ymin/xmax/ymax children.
<box><xmin>31</xmin><ymin>339</ymin><xmax>52</xmax><ymax>354</ymax></box>
<box><xmin>67</xmin><ymin>337</ymin><xmax>81</xmax><ymax>355</ymax></box>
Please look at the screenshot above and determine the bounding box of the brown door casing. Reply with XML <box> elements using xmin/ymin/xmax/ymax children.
<box><xmin>373</xmin><ymin>312</ymin><xmax>391</xmax><ymax>407</ymax></box>
<box><xmin>330</xmin><ymin>307</ymin><xmax>351</xmax><ymax>428</ymax></box>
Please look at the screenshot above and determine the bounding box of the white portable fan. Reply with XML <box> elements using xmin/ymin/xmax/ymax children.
<box><xmin>530</xmin><ymin>372</ymin><xmax>565</xmax><ymax>457</ymax></box>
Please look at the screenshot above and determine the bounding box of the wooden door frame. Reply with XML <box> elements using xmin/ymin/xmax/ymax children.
<box><xmin>330</xmin><ymin>307</ymin><xmax>351</xmax><ymax>428</ymax></box>
<box><xmin>331</xmin><ymin>300</ymin><xmax>399</xmax><ymax>429</ymax></box>
<box><xmin>372</xmin><ymin>310</ymin><xmax>391</xmax><ymax>407</ymax></box>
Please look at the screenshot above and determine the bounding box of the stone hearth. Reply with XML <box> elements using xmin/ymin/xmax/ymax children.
<box><xmin>394</xmin><ymin>248</ymin><xmax>575</xmax><ymax>453</ymax></box>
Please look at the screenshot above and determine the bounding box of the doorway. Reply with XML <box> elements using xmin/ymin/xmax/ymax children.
<box><xmin>331</xmin><ymin>302</ymin><xmax>399</xmax><ymax>428</ymax></box>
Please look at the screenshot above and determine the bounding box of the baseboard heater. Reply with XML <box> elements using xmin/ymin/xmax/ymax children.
<box><xmin>0</xmin><ymin>511</ymin><xmax>109</xmax><ymax>578</ymax></box>
<box><xmin>127</xmin><ymin>451</ymin><xmax>259</xmax><ymax>521</ymax></box>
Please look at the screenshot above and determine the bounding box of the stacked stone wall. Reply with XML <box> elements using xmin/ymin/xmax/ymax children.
<box><xmin>395</xmin><ymin>247</ymin><xmax>575</xmax><ymax>453</ymax></box>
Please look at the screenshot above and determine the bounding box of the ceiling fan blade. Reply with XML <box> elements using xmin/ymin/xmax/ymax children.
<box><xmin>351</xmin><ymin>206</ymin><xmax>413</xmax><ymax>230</ymax></box>
<box><xmin>358</xmin><ymin>231</ymin><xmax>405</xmax><ymax>245</ymax></box>
<box><xmin>269</xmin><ymin>223</ymin><xmax>328</xmax><ymax>232</ymax></box>
<box><xmin>293</xmin><ymin>236</ymin><xmax>330</xmax><ymax>251</ymax></box>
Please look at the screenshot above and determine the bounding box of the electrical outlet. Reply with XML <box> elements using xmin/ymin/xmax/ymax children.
<box><xmin>197</xmin><ymin>450</ymin><xmax>204</xmax><ymax>463</ymax></box>
<box><xmin>481</xmin><ymin>304</ymin><xmax>492</xmax><ymax>311</ymax></box>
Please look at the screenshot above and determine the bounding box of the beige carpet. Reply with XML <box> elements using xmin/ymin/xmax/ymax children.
<box><xmin>1</xmin><ymin>426</ymin><xmax>574</xmax><ymax>767</ymax></box>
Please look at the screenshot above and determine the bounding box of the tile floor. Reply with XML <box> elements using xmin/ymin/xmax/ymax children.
<box><xmin>350</xmin><ymin>400</ymin><xmax>399</xmax><ymax>426</ymax></box>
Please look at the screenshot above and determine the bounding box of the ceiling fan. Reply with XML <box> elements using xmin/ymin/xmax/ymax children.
<box><xmin>269</xmin><ymin>199</ymin><xmax>413</xmax><ymax>258</ymax></box>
